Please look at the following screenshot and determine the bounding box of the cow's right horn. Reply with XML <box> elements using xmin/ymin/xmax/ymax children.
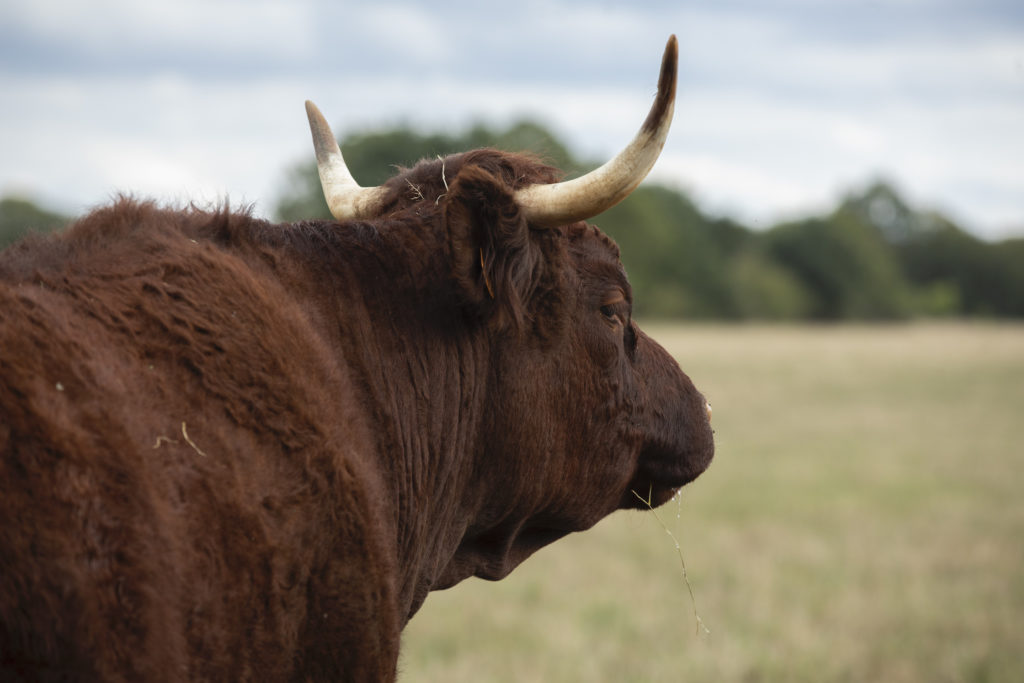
<box><xmin>305</xmin><ymin>100</ymin><xmax>389</xmax><ymax>222</ymax></box>
<box><xmin>514</xmin><ymin>35</ymin><xmax>678</xmax><ymax>228</ymax></box>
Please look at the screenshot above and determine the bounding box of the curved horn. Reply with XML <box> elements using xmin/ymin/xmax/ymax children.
<box><xmin>515</xmin><ymin>35</ymin><xmax>678</xmax><ymax>228</ymax></box>
<box><xmin>305</xmin><ymin>100</ymin><xmax>389</xmax><ymax>221</ymax></box>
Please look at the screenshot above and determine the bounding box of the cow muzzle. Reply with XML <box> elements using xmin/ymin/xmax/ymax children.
<box><xmin>621</xmin><ymin>334</ymin><xmax>715</xmax><ymax>510</ymax></box>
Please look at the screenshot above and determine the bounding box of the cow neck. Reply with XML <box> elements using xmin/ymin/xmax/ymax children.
<box><xmin>288</xmin><ymin>216</ymin><xmax>493</xmax><ymax>622</ymax></box>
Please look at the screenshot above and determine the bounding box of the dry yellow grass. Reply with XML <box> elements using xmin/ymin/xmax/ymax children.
<box><xmin>398</xmin><ymin>323</ymin><xmax>1024</xmax><ymax>682</ymax></box>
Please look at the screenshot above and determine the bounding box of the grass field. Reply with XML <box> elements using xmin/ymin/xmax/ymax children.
<box><xmin>397</xmin><ymin>323</ymin><xmax>1024</xmax><ymax>682</ymax></box>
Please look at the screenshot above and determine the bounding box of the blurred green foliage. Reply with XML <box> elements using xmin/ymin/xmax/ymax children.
<box><xmin>0</xmin><ymin>197</ymin><xmax>69</xmax><ymax>249</ymax></box>
<box><xmin>4</xmin><ymin>120</ymin><xmax>1022</xmax><ymax>320</ymax></box>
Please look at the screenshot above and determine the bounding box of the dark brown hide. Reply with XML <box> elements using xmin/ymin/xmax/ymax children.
<box><xmin>0</xmin><ymin>150</ymin><xmax>712</xmax><ymax>681</ymax></box>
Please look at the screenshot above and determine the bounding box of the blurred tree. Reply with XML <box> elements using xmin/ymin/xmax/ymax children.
<box><xmin>841</xmin><ymin>181</ymin><xmax>1024</xmax><ymax>317</ymax></box>
<box><xmin>762</xmin><ymin>210</ymin><xmax>914</xmax><ymax>320</ymax></box>
<box><xmin>840</xmin><ymin>180</ymin><xmax>918</xmax><ymax>243</ymax></box>
<box><xmin>728</xmin><ymin>246</ymin><xmax>815</xmax><ymax>320</ymax></box>
<box><xmin>897</xmin><ymin>217</ymin><xmax>1024</xmax><ymax>317</ymax></box>
<box><xmin>0</xmin><ymin>196</ymin><xmax>69</xmax><ymax>249</ymax></box>
<box><xmin>996</xmin><ymin>239</ymin><xmax>1024</xmax><ymax>316</ymax></box>
<box><xmin>276</xmin><ymin>162</ymin><xmax>329</xmax><ymax>222</ymax></box>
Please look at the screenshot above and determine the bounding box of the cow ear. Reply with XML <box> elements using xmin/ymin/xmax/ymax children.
<box><xmin>444</xmin><ymin>165</ymin><xmax>544</xmax><ymax>329</ymax></box>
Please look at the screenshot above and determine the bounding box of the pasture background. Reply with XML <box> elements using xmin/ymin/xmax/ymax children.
<box><xmin>398</xmin><ymin>323</ymin><xmax>1024</xmax><ymax>682</ymax></box>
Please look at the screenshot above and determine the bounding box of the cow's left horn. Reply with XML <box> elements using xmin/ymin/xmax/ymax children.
<box><xmin>305</xmin><ymin>100</ymin><xmax>389</xmax><ymax>221</ymax></box>
<box><xmin>514</xmin><ymin>35</ymin><xmax>678</xmax><ymax>228</ymax></box>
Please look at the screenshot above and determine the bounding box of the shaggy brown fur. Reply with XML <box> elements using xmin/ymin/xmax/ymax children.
<box><xmin>0</xmin><ymin>149</ymin><xmax>713</xmax><ymax>681</ymax></box>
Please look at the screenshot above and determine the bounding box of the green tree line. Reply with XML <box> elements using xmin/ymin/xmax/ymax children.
<box><xmin>4</xmin><ymin>120</ymin><xmax>1022</xmax><ymax>320</ymax></box>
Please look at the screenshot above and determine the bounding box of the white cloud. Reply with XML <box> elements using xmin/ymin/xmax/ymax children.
<box><xmin>3</xmin><ymin>0</ymin><xmax>315</xmax><ymax>60</ymax></box>
<box><xmin>0</xmin><ymin>72</ymin><xmax>312</xmax><ymax>215</ymax></box>
<box><xmin>346</xmin><ymin>4</ymin><xmax>456</xmax><ymax>66</ymax></box>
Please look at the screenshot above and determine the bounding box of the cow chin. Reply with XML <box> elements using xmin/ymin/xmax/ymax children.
<box><xmin>620</xmin><ymin>480</ymin><xmax>682</xmax><ymax>510</ymax></box>
<box><xmin>622</xmin><ymin>441</ymin><xmax>715</xmax><ymax>511</ymax></box>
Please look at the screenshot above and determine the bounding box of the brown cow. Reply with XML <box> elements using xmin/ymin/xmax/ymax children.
<box><xmin>0</xmin><ymin>36</ymin><xmax>712</xmax><ymax>681</ymax></box>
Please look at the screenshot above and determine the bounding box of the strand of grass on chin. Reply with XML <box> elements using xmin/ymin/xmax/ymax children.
<box><xmin>633</xmin><ymin>487</ymin><xmax>710</xmax><ymax>637</ymax></box>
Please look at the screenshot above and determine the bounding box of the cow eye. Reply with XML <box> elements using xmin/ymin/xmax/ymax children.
<box><xmin>600</xmin><ymin>294</ymin><xmax>628</xmax><ymax>327</ymax></box>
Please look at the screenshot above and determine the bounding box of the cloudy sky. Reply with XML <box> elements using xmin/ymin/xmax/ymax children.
<box><xmin>1</xmin><ymin>0</ymin><xmax>1022</xmax><ymax>238</ymax></box>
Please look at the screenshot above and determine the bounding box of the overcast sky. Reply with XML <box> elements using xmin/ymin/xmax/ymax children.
<box><xmin>1</xmin><ymin>0</ymin><xmax>1022</xmax><ymax>238</ymax></box>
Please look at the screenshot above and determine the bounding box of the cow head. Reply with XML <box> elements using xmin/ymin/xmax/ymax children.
<box><xmin>306</xmin><ymin>35</ymin><xmax>713</xmax><ymax>588</ymax></box>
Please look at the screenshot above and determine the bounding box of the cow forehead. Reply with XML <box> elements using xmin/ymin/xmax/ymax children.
<box><xmin>386</xmin><ymin>149</ymin><xmax>563</xmax><ymax>201</ymax></box>
<box><xmin>566</xmin><ymin>222</ymin><xmax>621</xmax><ymax>258</ymax></box>
<box><xmin>565</xmin><ymin>223</ymin><xmax>623</xmax><ymax>270</ymax></box>
<box><xmin>563</xmin><ymin>223</ymin><xmax>631</xmax><ymax>292</ymax></box>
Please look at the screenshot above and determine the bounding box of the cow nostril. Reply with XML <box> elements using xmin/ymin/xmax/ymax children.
<box><xmin>705</xmin><ymin>400</ymin><xmax>712</xmax><ymax>423</ymax></box>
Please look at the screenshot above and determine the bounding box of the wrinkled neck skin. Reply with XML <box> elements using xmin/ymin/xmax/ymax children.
<box><xmin>283</xmin><ymin>213</ymin><xmax>510</xmax><ymax>623</ymax></box>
